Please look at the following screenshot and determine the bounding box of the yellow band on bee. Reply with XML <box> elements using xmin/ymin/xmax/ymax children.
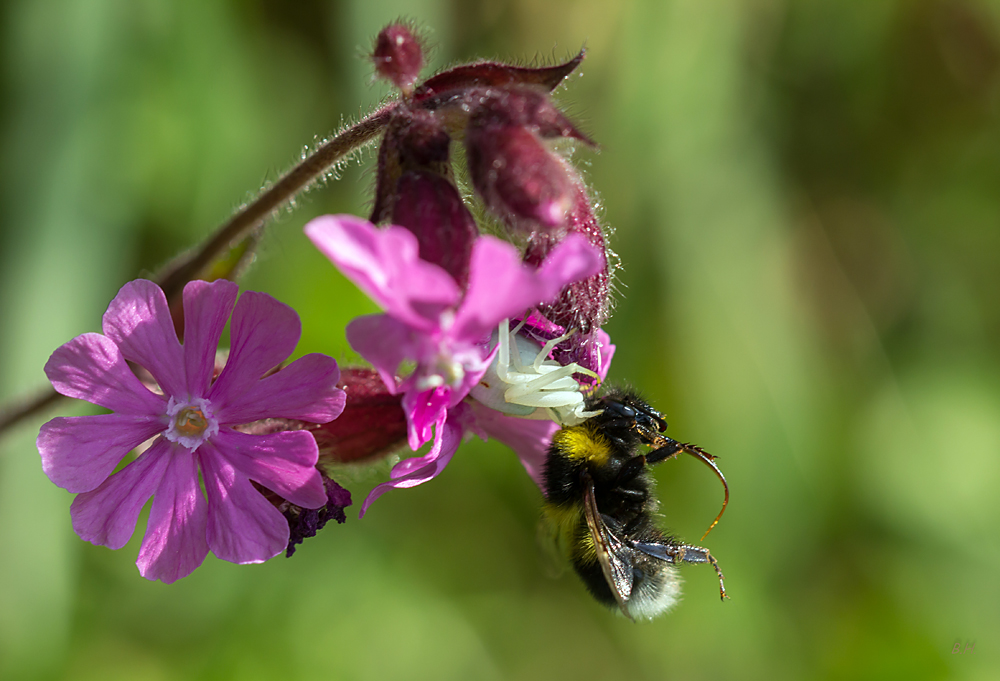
<box><xmin>551</xmin><ymin>424</ymin><xmax>612</xmax><ymax>466</ymax></box>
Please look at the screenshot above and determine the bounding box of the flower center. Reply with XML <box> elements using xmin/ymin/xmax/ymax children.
<box><xmin>163</xmin><ymin>396</ymin><xmax>220</xmax><ymax>450</ymax></box>
<box><xmin>175</xmin><ymin>407</ymin><xmax>208</xmax><ymax>435</ymax></box>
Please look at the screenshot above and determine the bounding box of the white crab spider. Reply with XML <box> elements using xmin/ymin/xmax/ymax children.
<box><xmin>469</xmin><ymin>319</ymin><xmax>604</xmax><ymax>426</ymax></box>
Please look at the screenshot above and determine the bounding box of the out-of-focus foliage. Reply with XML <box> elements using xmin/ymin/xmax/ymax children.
<box><xmin>1</xmin><ymin>0</ymin><xmax>997</xmax><ymax>679</ymax></box>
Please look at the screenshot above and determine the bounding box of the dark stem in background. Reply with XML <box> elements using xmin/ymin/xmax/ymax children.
<box><xmin>0</xmin><ymin>105</ymin><xmax>395</xmax><ymax>437</ymax></box>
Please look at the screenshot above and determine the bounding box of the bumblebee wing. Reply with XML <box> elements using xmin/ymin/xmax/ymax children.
<box><xmin>582</xmin><ymin>472</ymin><xmax>635</xmax><ymax>618</ymax></box>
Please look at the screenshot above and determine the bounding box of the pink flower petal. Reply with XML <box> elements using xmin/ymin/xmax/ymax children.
<box><xmin>305</xmin><ymin>214</ymin><xmax>461</xmax><ymax>330</ymax></box>
<box><xmin>199</xmin><ymin>444</ymin><xmax>289</xmax><ymax>564</ymax></box>
<box><xmin>135</xmin><ymin>450</ymin><xmax>209</xmax><ymax>583</ymax></box>
<box><xmin>206</xmin><ymin>429</ymin><xmax>326</xmax><ymax>509</ymax></box>
<box><xmin>402</xmin><ymin>386</ymin><xmax>450</xmax><ymax>451</ymax></box>
<box><xmin>470</xmin><ymin>401</ymin><xmax>559</xmax><ymax>489</ymax></box>
<box><xmin>70</xmin><ymin>438</ymin><xmax>173</xmax><ymax>550</ymax></box>
<box><xmin>181</xmin><ymin>279</ymin><xmax>238</xmax><ymax>398</ymax></box>
<box><xmin>44</xmin><ymin>333</ymin><xmax>166</xmax><ymax>415</ymax></box>
<box><xmin>452</xmin><ymin>233</ymin><xmax>604</xmax><ymax>342</ymax></box>
<box><xmin>359</xmin><ymin>414</ymin><xmax>464</xmax><ymax>517</ymax></box>
<box><xmin>207</xmin><ymin>291</ymin><xmax>299</xmax><ymax>413</ymax></box>
<box><xmin>593</xmin><ymin>328</ymin><xmax>616</xmax><ymax>382</ymax></box>
<box><xmin>215</xmin><ymin>353</ymin><xmax>345</xmax><ymax>425</ymax></box>
<box><xmin>38</xmin><ymin>414</ymin><xmax>166</xmax><ymax>493</ymax></box>
<box><xmin>345</xmin><ymin>314</ymin><xmax>419</xmax><ymax>393</ymax></box>
<box><xmin>102</xmin><ymin>280</ymin><xmax>186</xmax><ymax>399</ymax></box>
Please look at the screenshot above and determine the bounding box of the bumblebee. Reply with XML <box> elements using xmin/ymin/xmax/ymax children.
<box><xmin>541</xmin><ymin>387</ymin><xmax>729</xmax><ymax>620</ymax></box>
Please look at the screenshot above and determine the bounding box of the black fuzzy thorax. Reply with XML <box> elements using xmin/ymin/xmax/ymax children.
<box><xmin>543</xmin><ymin>388</ymin><xmax>662</xmax><ymax>528</ymax></box>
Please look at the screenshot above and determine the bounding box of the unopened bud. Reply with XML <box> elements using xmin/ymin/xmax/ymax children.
<box><xmin>372</xmin><ymin>23</ymin><xmax>424</xmax><ymax>94</ymax></box>
<box><xmin>370</xmin><ymin>109</ymin><xmax>452</xmax><ymax>225</ymax></box>
<box><xmin>467</xmin><ymin>123</ymin><xmax>574</xmax><ymax>230</ymax></box>
<box><xmin>392</xmin><ymin>170</ymin><xmax>478</xmax><ymax>288</ymax></box>
<box><xmin>467</xmin><ymin>86</ymin><xmax>593</xmax><ymax>144</ymax></box>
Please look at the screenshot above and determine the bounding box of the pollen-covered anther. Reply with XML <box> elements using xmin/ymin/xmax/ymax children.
<box><xmin>164</xmin><ymin>396</ymin><xmax>219</xmax><ymax>449</ymax></box>
<box><xmin>175</xmin><ymin>408</ymin><xmax>206</xmax><ymax>433</ymax></box>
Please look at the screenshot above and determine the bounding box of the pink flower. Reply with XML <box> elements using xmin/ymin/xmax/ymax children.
<box><xmin>37</xmin><ymin>279</ymin><xmax>346</xmax><ymax>583</ymax></box>
<box><xmin>305</xmin><ymin>214</ymin><xmax>603</xmax><ymax>513</ymax></box>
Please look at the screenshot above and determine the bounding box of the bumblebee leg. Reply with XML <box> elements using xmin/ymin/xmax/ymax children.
<box><xmin>673</xmin><ymin>544</ymin><xmax>728</xmax><ymax>601</ymax></box>
<box><xmin>646</xmin><ymin>438</ymin><xmax>729</xmax><ymax>540</ymax></box>
<box><xmin>614</xmin><ymin>455</ymin><xmax>649</xmax><ymax>485</ymax></box>
<box><xmin>644</xmin><ymin>438</ymin><xmax>685</xmax><ymax>465</ymax></box>
<box><xmin>633</xmin><ymin>541</ymin><xmax>728</xmax><ymax>601</ymax></box>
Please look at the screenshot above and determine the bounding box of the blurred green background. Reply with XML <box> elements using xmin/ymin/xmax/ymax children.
<box><xmin>2</xmin><ymin>0</ymin><xmax>998</xmax><ymax>679</ymax></box>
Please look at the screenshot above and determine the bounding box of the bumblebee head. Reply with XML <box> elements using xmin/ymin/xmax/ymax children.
<box><xmin>586</xmin><ymin>388</ymin><xmax>669</xmax><ymax>448</ymax></box>
<box><xmin>594</xmin><ymin>388</ymin><xmax>667</xmax><ymax>433</ymax></box>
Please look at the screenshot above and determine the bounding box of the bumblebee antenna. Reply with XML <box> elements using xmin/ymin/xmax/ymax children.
<box><xmin>680</xmin><ymin>443</ymin><xmax>729</xmax><ymax>541</ymax></box>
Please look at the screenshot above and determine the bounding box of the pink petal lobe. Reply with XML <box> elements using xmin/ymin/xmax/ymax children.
<box><xmin>136</xmin><ymin>450</ymin><xmax>209</xmax><ymax>583</ymax></box>
<box><xmin>215</xmin><ymin>354</ymin><xmax>345</xmax><ymax>425</ymax></box>
<box><xmin>199</xmin><ymin>443</ymin><xmax>289</xmax><ymax>564</ymax></box>
<box><xmin>470</xmin><ymin>401</ymin><xmax>559</xmax><ymax>489</ymax></box>
<box><xmin>44</xmin><ymin>333</ymin><xmax>166</xmax><ymax>415</ymax></box>
<box><xmin>207</xmin><ymin>429</ymin><xmax>326</xmax><ymax>509</ymax></box>
<box><xmin>593</xmin><ymin>328</ymin><xmax>616</xmax><ymax>381</ymax></box>
<box><xmin>452</xmin><ymin>234</ymin><xmax>604</xmax><ymax>342</ymax></box>
<box><xmin>182</xmin><ymin>279</ymin><xmax>238</xmax><ymax>398</ymax></box>
<box><xmin>402</xmin><ymin>386</ymin><xmax>450</xmax><ymax>451</ymax></box>
<box><xmin>208</xmin><ymin>291</ymin><xmax>299</xmax><ymax>412</ymax></box>
<box><xmin>38</xmin><ymin>414</ymin><xmax>166</xmax><ymax>493</ymax></box>
<box><xmin>359</xmin><ymin>414</ymin><xmax>464</xmax><ymax>517</ymax></box>
<box><xmin>345</xmin><ymin>314</ymin><xmax>418</xmax><ymax>393</ymax></box>
<box><xmin>305</xmin><ymin>215</ymin><xmax>460</xmax><ymax>329</ymax></box>
<box><xmin>70</xmin><ymin>439</ymin><xmax>173</xmax><ymax>550</ymax></box>
<box><xmin>102</xmin><ymin>280</ymin><xmax>186</xmax><ymax>398</ymax></box>
<box><xmin>533</xmin><ymin>233</ymin><xmax>607</xmax><ymax>294</ymax></box>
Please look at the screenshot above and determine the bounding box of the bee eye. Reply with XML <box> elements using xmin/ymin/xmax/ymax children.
<box><xmin>603</xmin><ymin>401</ymin><xmax>635</xmax><ymax>419</ymax></box>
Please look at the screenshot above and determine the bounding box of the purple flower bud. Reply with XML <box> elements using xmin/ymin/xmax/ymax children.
<box><xmin>392</xmin><ymin>171</ymin><xmax>478</xmax><ymax>288</ymax></box>
<box><xmin>465</xmin><ymin>87</ymin><xmax>595</xmax><ymax>232</ymax></box>
<box><xmin>467</xmin><ymin>122</ymin><xmax>575</xmax><ymax>230</ymax></box>
<box><xmin>367</xmin><ymin>109</ymin><xmax>478</xmax><ymax>285</ymax></box>
<box><xmin>372</xmin><ymin>23</ymin><xmax>424</xmax><ymax>94</ymax></box>
<box><xmin>370</xmin><ymin>109</ymin><xmax>451</xmax><ymax>225</ymax></box>
<box><xmin>524</xmin><ymin>178</ymin><xmax>612</xmax><ymax>333</ymax></box>
<box><xmin>466</xmin><ymin>86</ymin><xmax>594</xmax><ymax>144</ymax></box>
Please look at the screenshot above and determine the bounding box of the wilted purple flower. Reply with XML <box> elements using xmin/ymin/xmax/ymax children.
<box><xmin>281</xmin><ymin>474</ymin><xmax>353</xmax><ymax>557</ymax></box>
<box><xmin>37</xmin><ymin>279</ymin><xmax>346</xmax><ymax>583</ymax></box>
<box><xmin>305</xmin><ymin>214</ymin><xmax>604</xmax><ymax>512</ymax></box>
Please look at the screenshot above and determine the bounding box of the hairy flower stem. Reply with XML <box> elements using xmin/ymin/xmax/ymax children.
<box><xmin>158</xmin><ymin>104</ymin><xmax>396</xmax><ymax>301</ymax></box>
<box><xmin>0</xmin><ymin>104</ymin><xmax>396</xmax><ymax>439</ymax></box>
